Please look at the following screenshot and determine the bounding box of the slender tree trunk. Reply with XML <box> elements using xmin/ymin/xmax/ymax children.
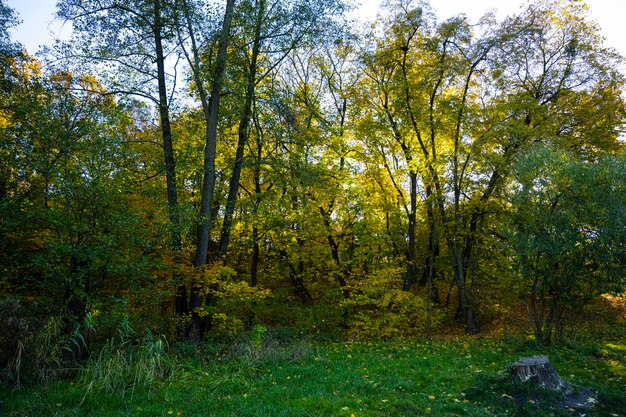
<box><xmin>403</xmin><ymin>171</ymin><xmax>418</xmax><ymax>291</ymax></box>
<box><xmin>280</xmin><ymin>248</ymin><xmax>312</xmax><ymax>303</ymax></box>
<box><xmin>319</xmin><ymin>205</ymin><xmax>349</xmax><ymax>298</ymax></box>
<box><xmin>153</xmin><ymin>0</ymin><xmax>187</xmax><ymax>317</ymax></box>
<box><xmin>153</xmin><ymin>0</ymin><xmax>181</xmax><ymax>253</ymax></box>
<box><xmin>448</xmin><ymin>241</ymin><xmax>479</xmax><ymax>334</ymax></box>
<box><xmin>250</xmin><ymin>121</ymin><xmax>264</xmax><ymax>287</ymax></box>
<box><xmin>251</xmin><ymin>225</ymin><xmax>260</xmax><ymax>287</ymax></box>
<box><xmin>0</xmin><ymin>174</ymin><xmax>6</xmax><ymax>200</ymax></box>
<box><xmin>278</xmin><ymin>190</ymin><xmax>312</xmax><ymax>304</ymax></box>
<box><xmin>419</xmin><ymin>230</ymin><xmax>436</xmax><ymax>287</ymax></box>
<box><xmin>218</xmin><ymin>0</ymin><xmax>264</xmax><ymax>259</ymax></box>
<box><xmin>529</xmin><ymin>288</ymin><xmax>540</xmax><ymax>340</ymax></box>
<box><xmin>193</xmin><ymin>0</ymin><xmax>236</xmax><ymax>267</ymax></box>
<box><xmin>454</xmin><ymin>244</ymin><xmax>479</xmax><ymax>334</ymax></box>
<box><xmin>62</xmin><ymin>254</ymin><xmax>88</xmax><ymax>362</ymax></box>
<box><xmin>426</xmin><ymin>205</ymin><xmax>436</xmax><ymax>342</ymax></box>
<box><xmin>419</xmin><ymin>187</ymin><xmax>440</xmax><ymax>305</ymax></box>
<box><xmin>385</xmin><ymin>211</ymin><xmax>401</xmax><ymax>257</ymax></box>
<box><xmin>189</xmin><ymin>0</ymin><xmax>236</xmax><ymax>340</ymax></box>
<box><xmin>62</xmin><ymin>293</ymin><xmax>86</xmax><ymax>362</ymax></box>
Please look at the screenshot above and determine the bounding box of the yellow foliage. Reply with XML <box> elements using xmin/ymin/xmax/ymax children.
<box><xmin>211</xmin><ymin>313</ymin><xmax>244</xmax><ymax>334</ymax></box>
<box><xmin>342</xmin><ymin>268</ymin><xmax>443</xmax><ymax>340</ymax></box>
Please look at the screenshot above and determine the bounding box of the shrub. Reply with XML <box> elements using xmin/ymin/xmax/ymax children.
<box><xmin>341</xmin><ymin>268</ymin><xmax>443</xmax><ymax>340</ymax></box>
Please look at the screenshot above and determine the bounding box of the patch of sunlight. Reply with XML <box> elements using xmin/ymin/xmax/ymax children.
<box><xmin>605</xmin><ymin>343</ymin><xmax>626</xmax><ymax>352</ymax></box>
<box><xmin>606</xmin><ymin>359</ymin><xmax>625</xmax><ymax>378</ymax></box>
<box><xmin>602</xmin><ymin>294</ymin><xmax>626</xmax><ymax>308</ymax></box>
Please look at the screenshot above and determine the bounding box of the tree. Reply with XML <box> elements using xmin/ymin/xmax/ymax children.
<box><xmin>358</xmin><ymin>1</ymin><xmax>495</xmax><ymax>331</ymax></box>
<box><xmin>509</xmin><ymin>145</ymin><xmax>626</xmax><ymax>343</ymax></box>
<box><xmin>4</xmin><ymin>0</ymin><xmax>625</xmax><ymax>346</ymax></box>
<box><xmin>217</xmin><ymin>0</ymin><xmax>347</xmax><ymax>260</ymax></box>
<box><xmin>0</xmin><ymin>0</ymin><xmax>21</xmax><ymax>55</ymax></box>
<box><xmin>174</xmin><ymin>0</ymin><xmax>236</xmax><ymax>339</ymax></box>
<box><xmin>1</xmin><ymin>59</ymin><xmax>148</xmax><ymax>360</ymax></box>
<box><xmin>56</xmin><ymin>0</ymin><xmax>188</xmax><ymax>313</ymax></box>
<box><xmin>0</xmin><ymin>0</ymin><xmax>24</xmax><ymax>201</ymax></box>
<box><xmin>357</xmin><ymin>0</ymin><xmax>625</xmax><ymax>334</ymax></box>
<box><xmin>358</xmin><ymin>2</ymin><xmax>426</xmax><ymax>294</ymax></box>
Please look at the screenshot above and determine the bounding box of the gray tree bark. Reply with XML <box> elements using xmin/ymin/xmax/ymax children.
<box><xmin>509</xmin><ymin>356</ymin><xmax>572</xmax><ymax>394</ymax></box>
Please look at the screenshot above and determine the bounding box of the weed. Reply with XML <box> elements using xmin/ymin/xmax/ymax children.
<box><xmin>10</xmin><ymin>340</ymin><xmax>24</xmax><ymax>390</ymax></box>
<box><xmin>250</xmin><ymin>324</ymin><xmax>267</xmax><ymax>348</ymax></box>
<box><xmin>77</xmin><ymin>319</ymin><xmax>176</xmax><ymax>398</ymax></box>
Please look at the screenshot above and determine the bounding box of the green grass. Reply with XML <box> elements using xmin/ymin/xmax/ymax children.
<box><xmin>2</xmin><ymin>334</ymin><xmax>625</xmax><ymax>417</ymax></box>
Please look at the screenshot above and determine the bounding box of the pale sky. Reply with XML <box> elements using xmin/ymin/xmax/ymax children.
<box><xmin>6</xmin><ymin>0</ymin><xmax>626</xmax><ymax>61</ymax></box>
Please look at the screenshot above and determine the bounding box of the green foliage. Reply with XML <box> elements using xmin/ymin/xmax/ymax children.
<box><xmin>253</xmin><ymin>288</ymin><xmax>345</xmax><ymax>338</ymax></box>
<box><xmin>0</xmin><ymin>0</ymin><xmax>20</xmax><ymax>54</ymax></box>
<box><xmin>177</xmin><ymin>264</ymin><xmax>273</xmax><ymax>335</ymax></box>
<box><xmin>0</xmin><ymin>52</ymin><xmax>171</xmax><ymax>364</ymax></box>
<box><xmin>509</xmin><ymin>145</ymin><xmax>626</xmax><ymax>342</ymax></box>
<box><xmin>250</xmin><ymin>324</ymin><xmax>268</xmax><ymax>348</ymax></box>
<box><xmin>342</xmin><ymin>268</ymin><xmax>444</xmax><ymax>340</ymax></box>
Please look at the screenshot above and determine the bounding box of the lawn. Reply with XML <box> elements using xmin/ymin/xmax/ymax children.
<box><xmin>2</xmin><ymin>332</ymin><xmax>625</xmax><ymax>417</ymax></box>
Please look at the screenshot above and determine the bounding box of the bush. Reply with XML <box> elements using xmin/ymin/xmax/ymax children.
<box><xmin>341</xmin><ymin>268</ymin><xmax>443</xmax><ymax>340</ymax></box>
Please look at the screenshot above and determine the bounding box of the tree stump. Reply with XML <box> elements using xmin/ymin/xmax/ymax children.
<box><xmin>509</xmin><ymin>356</ymin><xmax>572</xmax><ymax>394</ymax></box>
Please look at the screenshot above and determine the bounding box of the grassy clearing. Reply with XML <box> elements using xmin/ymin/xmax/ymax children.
<box><xmin>2</xmin><ymin>331</ymin><xmax>625</xmax><ymax>417</ymax></box>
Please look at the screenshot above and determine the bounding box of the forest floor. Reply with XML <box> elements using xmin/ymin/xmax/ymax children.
<box><xmin>1</xmin><ymin>296</ymin><xmax>624</xmax><ymax>417</ymax></box>
<box><xmin>2</xmin><ymin>327</ymin><xmax>625</xmax><ymax>417</ymax></box>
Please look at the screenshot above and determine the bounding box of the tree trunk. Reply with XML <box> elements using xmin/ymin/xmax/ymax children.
<box><xmin>419</xmin><ymin>230</ymin><xmax>438</xmax><ymax>288</ymax></box>
<box><xmin>62</xmin><ymin>294</ymin><xmax>86</xmax><ymax>362</ymax></box>
<box><xmin>251</xmin><ymin>225</ymin><xmax>260</xmax><ymax>287</ymax></box>
<box><xmin>62</xmin><ymin>254</ymin><xmax>88</xmax><ymax>362</ymax></box>
<box><xmin>153</xmin><ymin>0</ymin><xmax>187</xmax><ymax>318</ymax></box>
<box><xmin>154</xmin><ymin>0</ymin><xmax>181</xmax><ymax>253</ymax></box>
<box><xmin>419</xmin><ymin>189</ymin><xmax>440</xmax><ymax>303</ymax></box>
<box><xmin>250</xmin><ymin>122</ymin><xmax>264</xmax><ymax>288</ymax></box>
<box><xmin>385</xmin><ymin>211</ymin><xmax>401</xmax><ymax>257</ymax></box>
<box><xmin>319</xmin><ymin>205</ymin><xmax>349</xmax><ymax>298</ymax></box>
<box><xmin>0</xmin><ymin>174</ymin><xmax>6</xmax><ymax>201</ymax></box>
<box><xmin>280</xmin><ymin>249</ymin><xmax>312</xmax><ymax>304</ymax></box>
<box><xmin>509</xmin><ymin>356</ymin><xmax>572</xmax><ymax>394</ymax></box>
<box><xmin>218</xmin><ymin>0</ymin><xmax>264</xmax><ymax>259</ymax></box>
<box><xmin>426</xmin><ymin>214</ymin><xmax>436</xmax><ymax>341</ymax></box>
<box><xmin>193</xmin><ymin>0</ymin><xmax>236</xmax><ymax>268</ymax></box>
<box><xmin>189</xmin><ymin>0</ymin><xmax>236</xmax><ymax>341</ymax></box>
<box><xmin>403</xmin><ymin>171</ymin><xmax>418</xmax><ymax>291</ymax></box>
<box><xmin>450</xmin><ymin>242</ymin><xmax>479</xmax><ymax>334</ymax></box>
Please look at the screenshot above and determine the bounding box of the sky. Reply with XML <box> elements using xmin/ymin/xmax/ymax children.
<box><xmin>6</xmin><ymin>0</ymin><xmax>626</xmax><ymax>61</ymax></box>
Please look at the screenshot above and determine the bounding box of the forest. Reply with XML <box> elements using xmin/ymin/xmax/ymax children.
<box><xmin>1</xmin><ymin>0</ymin><xmax>625</xmax><ymax>414</ymax></box>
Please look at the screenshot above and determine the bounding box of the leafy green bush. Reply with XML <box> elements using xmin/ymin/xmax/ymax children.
<box><xmin>509</xmin><ymin>147</ymin><xmax>626</xmax><ymax>343</ymax></box>
<box><xmin>342</xmin><ymin>268</ymin><xmax>443</xmax><ymax>340</ymax></box>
